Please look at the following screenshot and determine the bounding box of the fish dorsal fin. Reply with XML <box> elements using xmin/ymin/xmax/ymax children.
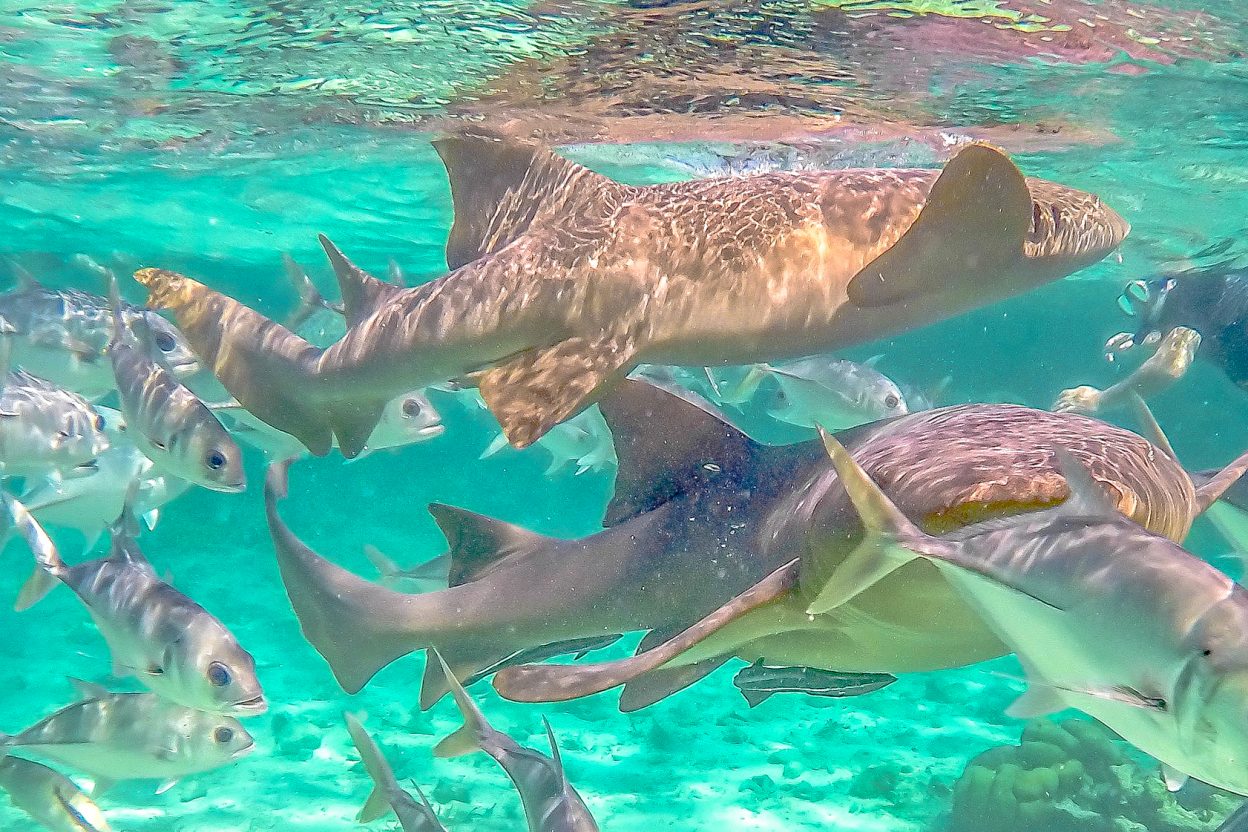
<box><xmin>542</xmin><ymin>716</ymin><xmax>567</xmax><ymax>783</ymax></box>
<box><xmin>1053</xmin><ymin>448</ymin><xmax>1119</xmax><ymax>518</ymax></box>
<box><xmin>68</xmin><ymin>677</ymin><xmax>109</xmax><ymax>701</ymax></box>
<box><xmin>426</xmin><ymin>504</ymin><xmax>551</xmax><ymax>587</ymax></box>
<box><xmin>599</xmin><ymin>379</ymin><xmax>763</xmax><ymax>526</ymax></box>
<box><xmin>1193</xmin><ymin>449</ymin><xmax>1248</xmax><ymax>516</ymax></box>
<box><xmin>847</xmin><ymin>143</ymin><xmax>1031</xmax><ymax>308</ymax></box>
<box><xmin>317</xmin><ymin>236</ymin><xmax>401</xmax><ymax>327</ymax></box>
<box><xmin>432</xmin><ymin>129</ymin><xmax>630</xmax><ymax>270</ymax></box>
<box><xmin>1127</xmin><ymin>392</ymin><xmax>1177</xmax><ymax>461</ymax></box>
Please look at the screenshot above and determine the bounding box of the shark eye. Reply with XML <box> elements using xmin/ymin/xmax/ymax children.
<box><xmin>213</xmin><ymin>726</ymin><xmax>235</xmax><ymax>744</ymax></box>
<box><xmin>154</xmin><ymin>331</ymin><xmax>176</xmax><ymax>352</ymax></box>
<box><xmin>884</xmin><ymin>394</ymin><xmax>900</xmax><ymax>409</ymax></box>
<box><xmin>208</xmin><ymin>662</ymin><xmax>232</xmax><ymax>687</ymax></box>
<box><xmin>401</xmin><ymin>399</ymin><xmax>422</xmax><ymax>418</ymax></box>
<box><xmin>205</xmin><ymin>449</ymin><xmax>227</xmax><ymax>470</ymax></box>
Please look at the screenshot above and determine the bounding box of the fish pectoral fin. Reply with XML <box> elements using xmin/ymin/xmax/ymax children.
<box><xmin>846</xmin><ymin>143</ymin><xmax>1031</xmax><ymax>309</ymax></box>
<box><xmin>154</xmin><ymin>778</ymin><xmax>179</xmax><ymax>795</ymax></box>
<box><xmin>1161</xmin><ymin>764</ymin><xmax>1190</xmax><ymax>793</ymax></box>
<box><xmin>492</xmin><ymin>560</ymin><xmax>799</xmax><ymax>704</ymax></box>
<box><xmin>477</xmin><ymin>334</ymin><xmax>637</xmax><ymax>449</ymax></box>
<box><xmin>358</xmin><ymin>786</ymin><xmax>391</xmax><ymax>823</ymax></box>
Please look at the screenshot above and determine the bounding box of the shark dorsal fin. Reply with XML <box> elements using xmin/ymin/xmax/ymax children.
<box><xmin>432</xmin><ymin>129</ymin><xmax>630</xmax><ymax>271</ymax></box>
<box><xmin>1053</xmin><ymin>449</ymin><xmax>1120</xmax><ymax>518</ymax></box>
<box><xmin>598</xmin><ymin>378</ymin><xmax>763</xmax><ymax>526</ymax></box>
<box><xmin>427</xmin><ymin>504</ymin><xmax>552</xmax><ymax>587</ymax></box>
<box><xmin>317</xmin><ymin>235</ymin><xmax>402</xmax><ymax>327</ymax></box>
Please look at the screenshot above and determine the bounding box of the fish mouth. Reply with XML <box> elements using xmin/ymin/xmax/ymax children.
<box><xmin>231</xmin><ymin>695</ymin><xmax>268</xmax><ymax>715</ymax></box>
<box><xmin>415</xmin><ymin>425</ymin><xmax>446</xmax><ymax>440</ymax></box>
<box><xmin>205</xmin><ymin>479</ymin><xmax>247</xmax><ymax>494</ymax></box>
<box><xmin>231</xmin><ymin>740</ymin><xmax>256</xmax><ymax>759</ymax></box>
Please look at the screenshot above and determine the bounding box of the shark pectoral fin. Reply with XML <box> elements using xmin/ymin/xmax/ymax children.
<box><xmin>1005</xmin><ymin>685</ymin><xmax>1067</xmax><ymax>719</ymax></box>
<box><xmin>847</xmin><ymin>143</ymin><xmax>1031</xmax><ymax>309</ymax></box>
<box><xmin>806</xmin><ymin>429</ymin><xmax>952</xmax><ymax>615</ymax></box>
<box><xmin>492</xmin><ymin>560</ymin><xmax>799</xmax><ymax>703</ymax></box>
<box><xmin>1161</xmin><ymin>764</ymin><xmax>1190</xmax><ymax>793</ymax></box>
<box><xmin>1193</xmin><ymin>448</ymin><xmax>1248</xmax><ymax>516</ymax></box>
<box><xmin>478</xmin><ymin>335</ymin><xmax>636</xmax><ymax>449</ymax></box>
<box><xmin>619</xmin><ymin>656</ymin><xmax>730</xmax><ymax>712</ymax></box>
<box><xmin>134</xmin><ymin>268</ymin><xmax>333</xmax><ymax>456</ymax></box>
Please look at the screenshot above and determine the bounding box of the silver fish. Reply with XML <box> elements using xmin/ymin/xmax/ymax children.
<box><xmin>344</xmin><ymin>714</ymin><xmax>446</xmax><ymax>831</ymax></box>
<box><xmin>0</xmin><ymin>756</ymin><xmax>113</xmax><ymax>832</ymax></box>
<box><xmin>753</xmin><ymin>356</ymin><xmax>909</xmax><ymax>430</ymax></box>
<box><xmin>480</xmin><ymin>405</ymin><xmax>614</xmax><ymax>476</ymax></box>
<box><xmin>0</xmin><ymin>679</ymin><xmax>253</xmax><ymax>794</ymax></box>
<box><xmin>433</xmin><ymin>652</ymin><xmax>599</xmax><ymax>832</ymax></box>
<box><xmin>106</xmin><ymin>278</ymin><xmax>244</xmax><ymax>492</ymax></box>
<box><xmin>9</xmin><ymin>497</ymin><xmax>265</xmax><ymax>716</ymax></box>
<box><xmin>0</xmin><ymin>369</ymin><xmax>108</xmax><ymax>480</ymax></box>
<box><xmin>731</xmin><ymin>661</ymin><xmax>897</xmax><ymax>707</ymax></box>
<box><xmin>19</xmin><ymin>406</ymin><xmax>191</xmax><ymax>549</ymax></box>
<box><xmin>0</xmin><ymin>270</ymin><xmax>199</xmax><ymax>398</ymax></box>
<box><xmin>817</xmin><ymin>434</ymin><xmax>1248</xmax><ymax>796</ymax></box>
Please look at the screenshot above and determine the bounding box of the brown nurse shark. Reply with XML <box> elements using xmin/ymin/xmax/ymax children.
<box><xmin>136</xmin><ymin>132</ymin><xmax>1128</xmax><ymax>456</ymax></box>
<box><xmin>261</xmin><ymin>380</ymin><xmax>1245</xmax><ymax>712</ymax></box>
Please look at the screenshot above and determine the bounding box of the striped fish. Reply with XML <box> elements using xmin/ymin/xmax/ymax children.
<box><xmin>106</xmin><ymin>277</ymin><xmax>244</xmax><ymax>492</ymax></box>
<box><xmin>0</xmin><ymin>757</ymin><xmax>113</xmax><ymax>832</ymax></box>
<box><xmin>432</xmin><ymin>652</ymin><xmax>598</xmax><ymax>832</ymax></box>
<box><xmin>343</xmin><ymin>714</ymin><xmax>446</xmax><ymax>831</ymax></box>
<box><xmin>7</xmin><ymin>495</ymin><xmax>265</xmax><ymax>717</ymax></box>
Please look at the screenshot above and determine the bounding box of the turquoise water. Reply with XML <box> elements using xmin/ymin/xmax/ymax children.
<box><xmin>3</xmin><ymin>1</ymin><xmax>1248</xmax><ymax>830</ymax></box>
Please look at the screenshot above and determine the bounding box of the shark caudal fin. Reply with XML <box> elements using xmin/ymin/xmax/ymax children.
<box><xmin>846</xmin><ymin>144</ymin><xmax>1034</xmax><ymax>309</ymax></box>
<box><xmin>432</xmin><ymin>129</ymin><xmax>634</xmax><ymax>271</ymax></box>
<box><xmin>804</xmin><ymin>429</ymin><xmax>953</xmax><ymax>615</ymax></box>
<box><xmin>134</xmin><ymin>268</ymin><xmax>336</xmax><ymax>456</ymax></box>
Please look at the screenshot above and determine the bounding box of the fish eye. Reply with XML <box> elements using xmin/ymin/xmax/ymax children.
<box><xmin>213</xmin><ymin>726</ymin><xmax>235</xmax><ymax>744</ymax></box>
<box><xmin>205</xmin><ymin>449</ymin><xmax>227</xmax><ymax>470</ymax></box>
<box><xmin>94</xmin><ymin>414</ymin><xmax>105</xmax><ymax>431</ymax></box>
<box><xmin>57</xmin><ymin>429</ymin><xmax>71</xmax><ymax>439</ymax></box>
<box><xmin>1202</xmin><ymin>648</ymin><xmax>1213</xmax><ymax>657</ymax></box>
<box><xmin>884</xmin><ymin>394</ymin><xmax>900</xmax><ymax>409</ymax></box>
<box><xmin>208</xmin><ymin>662</ymin><xmax>232</xmax><ymax>687</ymax></box>
<box><xmin>154</xmin><ymin>331</ymin><xmax>176</xmax><ymax>352</ymax></box>
<box><xmin>401</xmin><ymin>398</ymin><xmax>422</xmax><ymax>418</ymax></box>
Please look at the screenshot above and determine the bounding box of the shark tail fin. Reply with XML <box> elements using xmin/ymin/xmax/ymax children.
<box><xmin>7</xmin><ymin>494</ymin><xmax>65</xmax><ymax>611</ymax></box>
<box><xmin>317</xmin><ymin>236</ymin><xmax>401</xmax><ymax>327</ymax></box>
<box><xmin>432</xmin><ymin>129</ymin><xmax>632</xmax><ymax>271</ymax></box>
<box><xmin>804</xmin><ymin>429</ymin><xmax>951</xmax><ymax>615</ymax></box>
<box><xmin>343</xmin><ymin>713</ymin><xmax>400</xmax><ymax>824</ymax></box>
<box><xmin>432</xmin><ymin>649</ymin><xmax>501</xmax><ymax>758</ymax></box>
<box><xmin>133</xmin><ymin>267</ymin><xmax>370</xmax><ymax>457</ymax></box>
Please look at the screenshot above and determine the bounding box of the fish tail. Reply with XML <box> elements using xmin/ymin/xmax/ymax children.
<box><xmin>432</xmin><ymin>649</ymin><xmax>503</xmax><ymax>759</ymax></box>
<box><xmin>5</xmin><ymin>495</ymin><xmax>64</xmax><ymax>610</ymax></box>
<box><xmin>361</xmin><ymin>544</ymin><xmax>402</xmax><ymax>582</ymax></box>
<box><xmin>106</xmin><ymin>273</ymin><xmax>125</xmax><ymax>348</ymax></box>
<box><xmin>134</xmin><ymin>267</ymin><xmax>342</xmax><ymax>457</ymax></box>
<box><xmin>343</xmin><ymin>713</ymin><xmax>401</xmax><ymax>824</ymax></box>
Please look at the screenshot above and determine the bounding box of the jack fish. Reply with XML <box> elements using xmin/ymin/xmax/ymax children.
<box><xmin>0</xmin><ymin>679</ymin><xmax>253</xmax><ymax>795</ymax></box>
<box><xmin>0</xmin><ymin>756</ymin><xmax>113</xmax><ymax>832</ymax></box>
<box><xmin>261</xmin><ymin>381</ymin><xmax>1241</xmax><ymax>712</ymax></box>
<box><xmin>9</xmin><ymin>497</ymin><xmax>266</xmax><ymax>716</ymax></box>
<box><xmin>433</xmin><ymin>652</ymin><xmax>599</xmax><ymax>832</ymax></box>
<box><xmin>106</xmin><ymin>278</ymin><xmax>244</xmax><ymax>492</ymax></box>
<box><xmin>0</xmin><ymin>369</ymin><xmax>108</xmax><ymax>480</ymax></box>
<box><xmin>808</xmin><ymin>434</ymin><xmax>1248</xmax><ymax>796</ymax></box>
<box><xmin>750</xmin><ymin>355</ymin><xmax>909</xmax><ymax>430</ymax></box>
<box><xmin>135</xmin><ymin>132</ymin><xmax>1128</xmax><ymax>456</ymax></box>
<box><xmin>344</xmin><ymin>714</ymin><xmax>446</xmax><ymax>831</ymax></box>
<box><xmin>0</xmin><ymin>270</ymin><xmax>198</xmax><ymax>398</ymax></box>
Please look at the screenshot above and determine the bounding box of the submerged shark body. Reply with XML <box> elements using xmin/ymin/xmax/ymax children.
<box><xmin>138</xmin><ymin>133</ymin><xmax>1127</xmax><ymax>455</ymax></box>
<box><xmin>262</xmin><ymin>381</ymin><xmax>1239</xmax><ymax>711</ymax></box>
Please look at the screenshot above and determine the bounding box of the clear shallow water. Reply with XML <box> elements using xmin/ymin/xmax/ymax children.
<box><xmin>2</xmin><ymin>1</ymin><xmax>1248</xmax><ymax>830</ymax></box>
